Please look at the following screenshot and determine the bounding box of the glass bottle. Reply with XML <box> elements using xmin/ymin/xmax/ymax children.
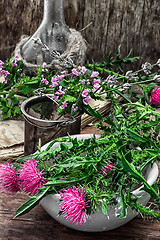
<box><xmin>21</xmin><ymin>0</ymin><xmax>70</xmax><ymax>65</ymax></box>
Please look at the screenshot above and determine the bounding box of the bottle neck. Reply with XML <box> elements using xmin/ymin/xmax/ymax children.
<box><xmin>43</xmin><ymin>0</ymin><xmax>65</xmax><ymax>24</ymax></box>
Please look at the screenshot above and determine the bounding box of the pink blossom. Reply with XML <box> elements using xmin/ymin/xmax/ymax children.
<box><xmin>60</xmin><ymin>102</ymin><xmax>68</xmax><ymax>109</ymax></box>
<box><xmin>0</xmin><ymin>60</ymin><xmax>4</xmax><ymax>66</ymax></box>
<box><xmin>19</xmin><ymin>158</ymin><xmax>46</xmax><ymax>195</ymax></box>
<box><xmin>0</xmin><ymin>162</ymin><xmax>20</xmax><ymax>194</ymax></box>
<box><xmin>42</xmin><ymin>62</ymin><xmax>47</xmax><ymax>68</ymax></box>
<box><xmin>55</xmin><ymin>75</ymin><xmax>63</xmax><ymax>82</ymax></box>
<box><xmin>51</xmin><ymin>95</ymin><xmax>59</xmax><ymax>101</ymax></box>
<box><xmin>83</xmin><ymin>96</ymin><xmax>91</xmax><ymax>105</ymax></box>
<box><xmin>93</xmin><ymin>78</ymin><xmax>101</xmax><ymax>84</ymax></box>
<box><xmin>50</xmin><ymin>77</ymin><xmax>59</xmax><ymax>87</ymax></box>
<box><xmin>72</xmin><ymin>68</ymin><xmax>79</xmax><ymax>76</ymax></box>
<box><xmin>14</xmin><ymin>55</ymin><xmax>21</xmax><ymax>62</ymax></box>
<box><xmin>0</xmin><ymin>60</ymin><xmax>4</xmax><ymax>70</ymax></box>
<box><xmin>101</xmin><ymin>163</ymin><xmax>115</xmax><ymax>175</ymax></box>
<box><xmin>55</xmin><ymin>86</ymin><xmax>65</xmax><ymax>95</ymax></box>
<box><xmin>59</xmin><ymin>186</ymin><xmax>89</xmax><ymax>226</ymax></box>
<box><xmin>11</xmin><ymin>62</ymin><xmax>18</xmax><ymax>67</ymax></box>
<box><xmin>82</xmin><ymin>89</ymin><xmax>89</xmax><ymax>97</ymax></box>
<box><xmin>81</xmin><ymin>66</ymin><xmax>87</xmax><ymax>74</ymax></box>
<box><xmin>93</xmin><ymin>84</ymin><xmax>101</xmax><ymax>90</ymax></box>
<box><xmin>150</xmin><ymin>87</ymin><xmax>160</xmax><ymax>105</ymax></box>
<box><xmin>42</xmin><ymin>78</ymin><xmax>49</xmax><ymax>85</ymax></box>
<box><xmin>0</xmin><ymin>70</ymin><xmax>9</xmax><ymax>77</ymax></box>
<box><xmin>61</xmin><ymin>71</ymin><xmax>67</xmax><ymax>77</ymax></box>
<box><xmin>90</xmin><ymin>71</ymin><xmax>99</xmax><ymax>78</ymax></box>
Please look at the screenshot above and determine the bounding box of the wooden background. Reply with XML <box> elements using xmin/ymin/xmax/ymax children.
<box><xmin>0</xmin><ymin>0</ymin><xmax>160</xmax><ymax>68</ymax></box>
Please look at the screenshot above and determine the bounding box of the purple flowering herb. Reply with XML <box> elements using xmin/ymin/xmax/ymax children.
<box><xmin>41</xmin><ymin>78</ymin><xmax>49</xmax><ymax>85</ymax></box>
<box><xmin>81</xmin><ymin>66</ymin><xmax>87</xmax><ymax>74</ymax></box>
<box><xmin>55</xmin><ymin>86</ymin><xmax>65</xmax><ymax>96</ymax></box>
<box><xmin>82</xmin><ymin>89</ymin><xmax>89</xmax><ymax>97</ymax></box>
<box><xmin>59</xmin><ymin>186</ymin><xmax>89</xmax><ymax>226</ymax></box>
<box><xmin>11</xmin><ymin>62</ymin><xmax>18</xmax><ymax>67</ymax></box>
<box><xmin>93</xmin><ymin>79</ymin><xmax>101</xmax><ymax>84</ymax></box>
<box><xmin>0</xmin><ymin>70</ymin><xmax>10</xmax><ymax>77</ymax></box>
<box><xmin>72</xmin><ymin>68</ymin><xmax>79</xmax><ymax>76</ymax></box>
<box><xmin>93</xmin><ymin>84</ymin><xmax>101</xmax><ymax>90</ymax></box>
<box><xmin>60</xmin><ymin>102</ymin><xmax>68</xmax><ymax>109</ymax></box>
<box><xmin>90</xmin><ymin>71</ymin><xmax>99</xmax><ymax>78</ymax></box>
<box><xmin>42</xmin><ymin>62</ymin><xmax>47</xmax><ymax>68</ymax></box>
<box><xmin>83</xmin><ymin>96</ymin><xmax>91</xmax><ymax>105</ymax></box>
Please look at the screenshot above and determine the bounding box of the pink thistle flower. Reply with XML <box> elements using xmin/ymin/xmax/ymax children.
<box><xmin>90</xmin><ymin>71</ymin><xmax>99</xmax><ymax>78</ymax></box>
<box><xmin>0</xmin><ymin>162</ymin><xmax>20</xmax><ymax>194</ymax></box>
<box><xmin>19</xmin><ymin>158</ymin><xmax>46</xmax><ymax>195</ymax></box>
<box><xmin>42</xmin><ymin>78</ymin><xmax>49</xmax><ymax>85</ymax></box>
<box><xmin>72</xmin><ymin>68</ymin><xmax>79</xmax><ymax>76</ymax></box>
<box><xmin>60</xmin><ymin>102</ymin><xmax>68</xmax><ymax>109</ymax></box>
<box><xmin>83</xmin><ymin>96</ymin><xmax>91</xmax><ymax>105</ymax></box>
<box><xmin>101</xmin><ymin>163</ymin><xmax>115</xmax><ymax>175</ymax></box>
<box><xmin>82</xmin><ymin>89</ymin><xmax>89</xmax><ymax>97</ymax></box>
<box><xmin>150</xmin><ymin>87</ymin><xmax>160</xmax><ymax>105</ymax></box>
<box><xmin>59</xmin><ymin>186</ymin><xmax>89</xmax><ymax>226</ymax></box>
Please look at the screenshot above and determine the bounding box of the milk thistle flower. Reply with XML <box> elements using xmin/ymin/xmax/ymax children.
<box><xmin>150</xmin><ymin>86</ymin><xmax>160</xmax><ymax>105</ymax></box>
<box><xmin>19</xmin><ymin>159</ymin><xmax>46</xmax><ymax>195</ymax></box>
<box><xmin>59</xmin><ymin>186</ymin><xmax>89</xmax><ymax>226</ymax></box>
<box><xmin>0</xmin><ymin>162</ymin><xmax>20</xmax><ymax>194</ymax></box>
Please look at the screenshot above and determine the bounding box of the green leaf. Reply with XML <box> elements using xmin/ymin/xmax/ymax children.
<box><xmin>82</xmin><ymin>104</ymin><xmax>103</xmax><ymax>120</ymax></box>
<box><xmin>23</xmin><ymin>85</ymin><xmax>31</xmax><ymax>95</ymax></box>
<box><xmin>115</xmin><ymin>187</ymin><xmax>127</xmax><ymax>218</ymax></box>
<box><xmin>64</xmin><ymin>95</ymin><xmax>77</xmax><ymax>102</ymax></box>
<box><xmin>127</xmin><ymin>129</ymin><xmax>146</xmax><ymax>142</ymax></box>
<box><xmin>59</xmin><ymin>80</ymin><xmax>70</xmax><ymax>87</ymax></box>
<box><xmin>114</xmin><ymin>89</ymin><xmax>132</xmax><ymax>103</ymax></box>
<box><xmin>14</xmin><ymin>186</ymin><xmax>50</xmax><ymax>218</ymax></box>
<box><xmin>119</xmin><ymin>152</ymin><xmax>159</xmax><ymax>200</ymax></box>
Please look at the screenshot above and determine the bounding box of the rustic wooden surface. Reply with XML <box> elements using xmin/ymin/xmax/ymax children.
<box><xmin>0</xmin><ymin>125</ymin><xmax>160</xmax><ymax>240</ymax></box>
<box><xmin>0</xmin><ymin>0</ymin><xmax>160</xmax><ymax>68</ymax></box>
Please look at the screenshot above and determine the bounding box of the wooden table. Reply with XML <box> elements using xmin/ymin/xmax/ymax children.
<box><xmin>0</xmin><ymin>125</ymin><xmax>160</xmax><ymax>240</ymax></box>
